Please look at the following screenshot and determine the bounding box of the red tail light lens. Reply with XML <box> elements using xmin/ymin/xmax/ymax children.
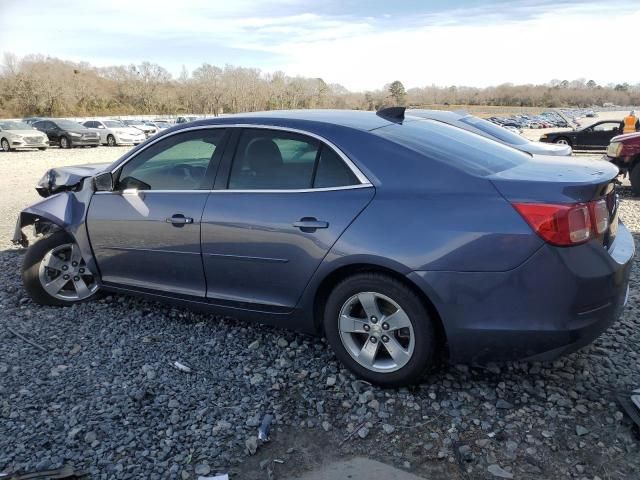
<box><xmin>513</xmin><ymin>202</ymin><xmax>597</xmax><ymax>246</ymax></box>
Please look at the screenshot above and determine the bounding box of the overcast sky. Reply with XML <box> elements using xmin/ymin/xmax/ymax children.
<box><xmin>1</xmin><ymin>0</ymin><xmax>639</xmax><ymax>91</ymax></box>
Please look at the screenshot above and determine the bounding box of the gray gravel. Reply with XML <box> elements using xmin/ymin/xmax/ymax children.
<box><xmin>0</xmin><ymin>147</ymin><xmax>639</xmax><ymax>479</ymax></box>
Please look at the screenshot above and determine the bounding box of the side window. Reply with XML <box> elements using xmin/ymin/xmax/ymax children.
<box><xmin>227</xmin><ymin>129</ymin><xmax>360</xmax><ymax>190</ymax></box>
<box><xmin>594</xmin><ymin>123</ymin><xmax>618</xmax><ymax>132</ymax></box>
<box><xmin>313</xmin><ymin>147</ymin><xmax>359</xmax><ymax>188</ymax></box>
<box><xmin>117</xmin><ymin>129</ymin><xmax>226</xmax><ymax>191</ymax></box>
<box><xmin>228</xmin><ymin>130</ymin><xmax>320</xmax><ymax>189</ymax></box>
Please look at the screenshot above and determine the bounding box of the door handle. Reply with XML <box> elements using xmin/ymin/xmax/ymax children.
<box><xmin>166</xmin><ymin>214</ymin><xmax>194</xmax><ymax>226</ymax></box>
<box><xmin>293</xmin><ymin>217</ymin><xmax>329</xmax><ymax>233</ymax></box>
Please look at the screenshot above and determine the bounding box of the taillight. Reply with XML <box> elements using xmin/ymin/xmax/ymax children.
<box><xmin>590</xmin><ymin>199</ymin><xmax>609</xmax><ymax>235</ymax></box>
<box><xmin>513</xmin><ymin>200</ymin><xmax>609</xmax><ymax>247</ymax></box>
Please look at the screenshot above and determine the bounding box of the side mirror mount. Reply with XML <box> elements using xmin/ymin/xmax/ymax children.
<box><xmin>94</xmin><ymin>172</ymin><xmax>114</xmax><ymax>192</ymax></box>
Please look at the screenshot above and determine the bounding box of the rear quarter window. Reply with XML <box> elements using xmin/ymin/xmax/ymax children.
<box><xmin>373</xmin><ymin>119</ymin><xmax>529</xmax><ymax>176</ymax></box>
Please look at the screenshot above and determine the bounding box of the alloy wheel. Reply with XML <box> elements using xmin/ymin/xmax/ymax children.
<box><xmin>38</xmin><ymin>243</ymin><xmax>98</xmax><ymax>301</ymax></box>
<box><xmin>1</xmin><ymin>139</ymin><xmax>9</xmax><ymax>152</ymax></box>
<box><xmin>555</xmin><ymin>138</ymin><xmax>570</xmax><ymax>145</ymax></box>
<box><xmin>107</xmin><ymin>135</ymin><xmax>116</xmax><ymax>146</ymax></box>
<box><xmin>338</xmin><ymin>291</ymin><xmax>415</xmax><ymax>373</ymax></box>
<box><xmin>60</xmin><ymin>137</ymin><xmax>69</xmax><ymax>148</ymax></box>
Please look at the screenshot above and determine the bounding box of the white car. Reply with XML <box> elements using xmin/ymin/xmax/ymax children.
<box><xmin>82</xmin><ymin>120</ymin><xmax>146</xmax><ymax>146</ymax></box>
<box><xmin>121</xmin><ymin>120</ymin><xmax>157</xmax><ymax>138</ymax></box>
<box><xmin>0</xmin><ymin>120</ymin><xmax>49</xmax><ymax>151</ymax></box>
<box><xmin>144</xmin><ymin>120</ymin><xmax>172</xmax><ymax>132</ymax></box>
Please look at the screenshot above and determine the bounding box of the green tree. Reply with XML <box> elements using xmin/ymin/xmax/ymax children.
<box><xmin>388</xmin><ymin>80</ymin><xmax>406</xmax><ymax>106</ymax></box>
<box><xmin>586</xmin><ymin>79</ymin><xmax>597</xmax><ymax>89</ymax></box>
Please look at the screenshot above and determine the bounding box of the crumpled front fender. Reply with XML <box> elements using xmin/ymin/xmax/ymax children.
<box><xmin>12</xmin><ymin>192</ymin><xmax>77</xmax><ymax>245</ymax></box>
<box><xmin>13</xmin><ymin>186</ymin><xmax>100</xmax><ymax>280</ymax></box>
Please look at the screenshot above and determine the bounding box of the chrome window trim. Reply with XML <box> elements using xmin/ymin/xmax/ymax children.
<box><xmin>108</xmin><ymin>123</ymin><xmax>372</xmax><ymax>189</ymax></box>
<box><xmin>94</xmin><ymin>183</ymin><xmax>374</xmax><ymax>195</ymax></box>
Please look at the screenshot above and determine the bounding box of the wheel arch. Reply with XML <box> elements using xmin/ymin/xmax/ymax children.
<box><xmin>312</xmin><ymin>262</ymin><xmax>448</xmax><ymax>357</ymax></box>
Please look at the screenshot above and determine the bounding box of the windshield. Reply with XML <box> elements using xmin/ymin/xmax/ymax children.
<box><xmin>104</xmin><ymin>120</ymin><xmax>124</xmax><ymax>128</ymax></box>
<box><xmin>374</xmin><ymin>118</ymin><xmax>529</xmax><ymax>176</ymax></box>
<box><xmin>55</xmin><ymin>119</ymin><xmax>84</xmax><ymax>129</ymax></box>
<box><xmin>459</xmin><ymin>115</ymin><xmax>529</xmax><ymax>145</ymax></box>
<box><xmin>0</xmin><ymin>121</ymin><xmax>33</xmax><ymax>130</ymax></box>
<box><xmin>155</xmin><ymin>121</ymin><xmax>171</xmax><ymax>127</ymax></box>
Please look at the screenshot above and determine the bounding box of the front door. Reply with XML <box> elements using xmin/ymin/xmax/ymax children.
<box><xmin>581</xmin><ymin>121</ymin><xmax>621</xmax><ymax>149</ymax></box>
<box><xmin>87</xmin><ymin>128</ymin><xmax>228</xmax><ymax>297</ymax></box>
<box><xmin>201</xmin><ymin>128</ymin><xmax>374</xmax><ymax>310</ymax></box>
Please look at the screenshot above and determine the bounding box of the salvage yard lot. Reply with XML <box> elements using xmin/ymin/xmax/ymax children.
<box><xmin>0</xmin><ymin>146</ymin><xmax>639</xmax><ymax>479</ymax></box>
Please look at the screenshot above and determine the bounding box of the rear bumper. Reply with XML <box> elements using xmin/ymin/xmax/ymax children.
<box><xmin>409</xmin><ymin>222</ymin><xmax>635</xmax><ymax>364</ymax></box>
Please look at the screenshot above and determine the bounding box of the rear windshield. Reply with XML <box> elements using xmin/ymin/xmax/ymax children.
<box><xmin>373</xmin><ymin>119</ymin><xmax>529</xmax><ymax>176</ymax></box>
<box><xmin>459</xmin><ymin>115</ymin><xmax>529</xmax><ymax>145</ymax></box>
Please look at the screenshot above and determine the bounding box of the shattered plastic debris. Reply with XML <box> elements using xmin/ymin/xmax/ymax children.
<box><xmin>258</xmin><ymin>414</ymin><xmax>274</xmax><ymax>441</ymax></box>
<box><xmin>197</xmin><ymin>475</ymin><xmax>229</xmax><ymax>480</ymax></box>
<box><xmin>172</xmin><ymin>361</ymin><xmax>192</xmax><ymax>373</ymax></box>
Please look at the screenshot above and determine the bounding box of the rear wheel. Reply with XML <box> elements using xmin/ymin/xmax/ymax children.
<box><xmin>1</xmin><ymin>138</ymin><xmax>11</xmax><ymax>152</ymax></box>
<box><xmin>630</xmin><ymin>164</ymin><xmax>640</xmax><ymax>196</ymax></box>
<box><xmin>555</xmin><ymin>137</ymin><xmax>572</xmax><ymax>146</ymax></box>
<box><xmin>59</xmin><ymin>136</ymin><xmax>70</xmax><ymax>149</ymax></box>
<box><xmin>323</xmin><ymin>273</ymin><xmax>436</xmax><ymax>387</ymax></box>
<box><xmin>107</xmin><ymin>134</ymin><xmax>116</xmax><ymax>146</ymax></box>
<box><xmin>22</xmin><ymin>231</ymin><xmax>99</xmax><ymax>306</ymax></box>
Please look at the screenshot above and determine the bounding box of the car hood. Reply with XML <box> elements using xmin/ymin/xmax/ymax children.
<box><xmin>519</xmin><ymin>141</ymin><xmax>572</xmax><ymax>156</ymax></box>
<box><xmin>611</xmin><ymin>131</ymin><xmax>640</xmax><ymax>143</ymax></box>
<box><xmin>36</xmin><ymin>163</ymin><xmax>110</xmax><ymax>197</ymax></box>
<box><xmin>67</xmin><ymin>129</ymin><xmax>95</xmax><ymax>134</ymax></box>
<box><xmin>4</xmin><ymin>129</ymin><xmax>46</xmax><ymax>136</ymax></box>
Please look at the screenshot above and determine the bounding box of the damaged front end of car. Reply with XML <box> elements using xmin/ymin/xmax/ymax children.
<box><xmin>12</xmin><ymin>163</ymin><xmax>109</xmax><ymax>277</ymax></box>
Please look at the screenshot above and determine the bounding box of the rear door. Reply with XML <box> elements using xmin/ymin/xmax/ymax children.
<box><xmin>201</xmin><ymin>127</ymin><xmax>374</xmax><ymax>310</ymax></box>
<box><xmin>87</xmin><ymin>127</ymin><xmax>228</xmax><ymax>296</ymax></box>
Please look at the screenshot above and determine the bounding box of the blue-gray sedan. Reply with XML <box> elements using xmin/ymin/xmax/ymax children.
<box><xmin>14</xmin><ymin>108</ymin><xmax>634</xmax><ymax>386</ymax></box>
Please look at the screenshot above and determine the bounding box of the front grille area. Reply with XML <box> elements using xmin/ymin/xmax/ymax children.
<box><xmin>25</xmin><ymin>136</ymin><xmax>43</xmax><ymax>143</ymax></box>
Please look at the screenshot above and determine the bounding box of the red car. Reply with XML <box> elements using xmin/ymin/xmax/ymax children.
<box><xmin>605</xmin><ymin>132</ymin><xmax>640</xmax><ymax>195</ymax></box>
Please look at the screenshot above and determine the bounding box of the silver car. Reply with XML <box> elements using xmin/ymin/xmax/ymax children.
<box><xmin>0</xmin><ymin>120</ymin><xmax>49</xmax><ymax>151</ymax></box>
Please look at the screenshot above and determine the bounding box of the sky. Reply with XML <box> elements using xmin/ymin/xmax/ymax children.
<box><xmin>0</xmin><ymin>0</ymin><xmax>639</xmax><ymax>91</ymax></box>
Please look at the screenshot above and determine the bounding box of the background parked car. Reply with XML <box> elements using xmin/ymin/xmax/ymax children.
<box><xmin>0</xmin><ymin>120</ymin><xmax>49</xmax><ymax>151</ymax></box>
<box><xmin>539</xmin><ymin>120</ymin><xmax>622</xmax><ymax>149</ymax></box>
<box><xmin>23</xmin><ymin>117</ymin><xmax>46</xmax><ymax>125</ymax></box>
<box><xmin>605</xmin><ymin>131</ymin><xmax>640</xmax><ymax>195</ymax></box>
<box><xmin>121</xmin><ymin>120</ymin><xmax>157</xmax><ymax>138</ymax></box>
<box><xmin>143</xmin><ymin>120</ymin><xmax>172</xmax><ymax>132</ymax></box>
<box><xmin>82</xmin><ymin>120</ymin><xmax>146</xmax><ymax>146</ymax></box>
<box><xmin>32</xmin><ymin>119</ymin><xmax>100</xmax><ymax>149</ymax></box>
<box><xmin>407</xmin><ymin>110</ymin><xmax>572</xmax><ymax>156</ymax></box>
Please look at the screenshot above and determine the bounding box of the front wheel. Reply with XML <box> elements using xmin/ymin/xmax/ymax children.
<box><xmin>1</xmin><ymin>138</ymin><xmax>11</xmax><ymax>152</ymax></box>
<box><xmin>554</xmin><ymin>137</ymin><xmax>572</xmax><ymax>146</ymax></box>
<box><xmin>22</xmin><ymin>231</ymin><xmax>99</xmax><ymax>306</ymax></box>
<box><xmin>323</xmin><ymin>273</ymin><xmax>436</xmax><ymax>387</ymax></box>
<box><xmin>59</xmin><ymin>136</ymin><xmax>70</xmax><ymax>149</ymax></box>
<box><xmin>106</xmin><ymin>134</ymin><xmax>116</xmax><ymax>146</ymax></box>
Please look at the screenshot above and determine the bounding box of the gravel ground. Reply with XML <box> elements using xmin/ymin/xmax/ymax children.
<box><xmin>0</xmin><ymin>146</ymin><xmax>639</xmax><ymax>480</ymax></box>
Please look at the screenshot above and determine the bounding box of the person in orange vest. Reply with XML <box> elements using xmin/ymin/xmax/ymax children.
<box><xmin>621</xmin><ymin>110</ymin><xmax>640</xmax><ymax>134</ymax></box>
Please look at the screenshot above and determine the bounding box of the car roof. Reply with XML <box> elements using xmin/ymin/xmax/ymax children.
<box><xmin>184</xmin><ymin>109</ymin><xmax>394</xmax><ymax>133</ymax></box>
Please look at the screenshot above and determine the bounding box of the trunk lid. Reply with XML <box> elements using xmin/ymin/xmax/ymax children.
<box><xmin>489</xmin><ymin>155</ymin><xmax>620</xmax><ymax>248</ymax></box>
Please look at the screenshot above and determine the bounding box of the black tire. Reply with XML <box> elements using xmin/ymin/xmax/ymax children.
<box><xmin>323</xmin><ymin>273</ymin><xmax>436</xmax><ymax>387</ymax></box>
<box><xmin>59</xmin><ymin>136</ymin><xmax>70</xmax><ymax>149</ymax></box>
<box><xmin>1</xmin><ymin>138</ymin><xmax>12</xmax><ymax>152</ymax></box>
<box><xmin>554</xmin><ymin>137</ymin><xmax>572</xmax><ymax>147</ymax></box>
<box><xmin>630</xmin><ymin>164</ymin><xmax>640</xmax><ymax>196</ymax></box>
<box><xmin>107</xmin><ymin>134</ymin><xmax>116</xmax><ymax>147</ymax></box>
<box><xmin>22</xmin><ymin>231</ymin><xmax>98</xmax><ymax>307</ymax></box>
<box><xmin>38</xmin><ymin>147</ymin><xmax>47</xmax><ymax>151</ymax></box>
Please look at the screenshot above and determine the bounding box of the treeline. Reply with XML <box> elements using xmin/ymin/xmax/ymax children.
<box><xmin>1</xmin><ymin>53</ymin><xmax>639</xmax><ymax>118</ymax></box>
